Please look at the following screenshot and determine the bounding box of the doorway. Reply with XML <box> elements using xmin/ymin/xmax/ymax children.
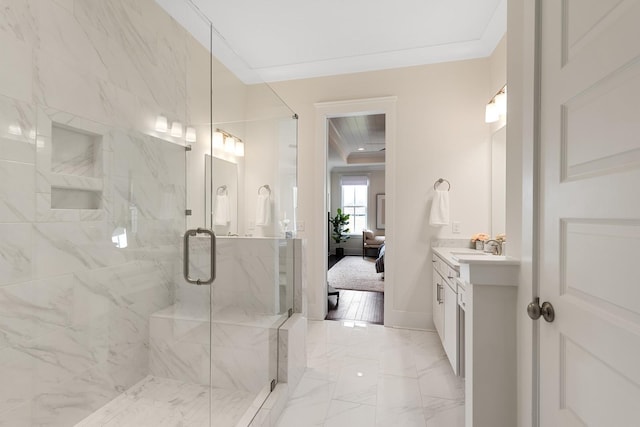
<box><xmin>325</xmin><ymin>114</ymin><xmax>386</xmax><ymax>325</ymax></box>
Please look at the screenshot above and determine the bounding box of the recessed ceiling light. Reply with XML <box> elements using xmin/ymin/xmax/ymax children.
<box><xmin>358</xmin><ymin>147</ymin><xmax>365</xmax><ymax>151</ymax></box>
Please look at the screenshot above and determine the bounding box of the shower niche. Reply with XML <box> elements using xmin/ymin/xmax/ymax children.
<box><xmin>50</xmin><ymin>123</ymin><xmax>103</xmax><ymax>210</ymax></box>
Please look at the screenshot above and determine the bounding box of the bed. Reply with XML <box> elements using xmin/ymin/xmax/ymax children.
<box><xmin>375</xmin><ymin>243</ymin><xmax>385</xmax><ymax>273</ymax></box>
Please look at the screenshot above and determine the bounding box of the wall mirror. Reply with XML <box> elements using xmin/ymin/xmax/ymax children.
<box><xmin>205</xmin><ymin>155</ymin><xmax>239</xmax><ymax>234</ymax></box>
<box><xmin>491</xmin><ymin>125</ymin><xmax>506</xmax><ymax>236</ymax></box>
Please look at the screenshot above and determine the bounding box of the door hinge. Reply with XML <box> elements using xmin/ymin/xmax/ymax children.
<box><xmin>185</xmin><ymin>145</ymin><xmax>192</xmax><ymax>151</ymax></box>
<box><xmin>185</xmin><ymin>209</ymin><xmax>192</xmax><ymax>216</ymax></box>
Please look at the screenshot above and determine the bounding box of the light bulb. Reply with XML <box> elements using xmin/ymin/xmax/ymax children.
<box><xmin>213</xmin><ymin>131</ymin><xmax>224</xmax><ymax>148</ymax></box>
<box><xmin>234</xmin><ymin>141</ymin><xmax>245</xmax><ymax>157</ymax></box>
<box><xmin>170</xmin><ymin>122</ymin><xmax>183</xmax><ymax>138</ymax></box>
<box><xmin>155</xmin><ymin>116</ymin><xmax>168</xmax><ymax>132</ymax></box>
<box><xmin>485</xmin><ymin>103</ymin><xmax>499</xmax><ymax>123</ymax></box>
<box><xmin>495</xmin><ymin>91</ymin><xmax>507</xmax><ymax>115</ymax></box>
<box><xmin>224</xmin><ymin>136</ymin><xmax>235</xmax><ymax>153</ymax></box>
<box><xmin>185</xmin><ymin>127</ymin><xmax>196</xmax><ymax>142</ymax></box>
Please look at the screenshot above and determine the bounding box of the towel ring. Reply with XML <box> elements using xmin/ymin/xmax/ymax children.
<box><xmin>216</xmin><ymin>185</ymin><xmax>227</xmax><ymax>195</ymax></box>
<box><xmin>433</xmin><ymin>178</ymin><xmax>451</xmax><ymax>191</ymax></box>
<box><xmin>258</xmin><ymin>184</ymin><xmax>271</xmax><ymax>195</ymax></box>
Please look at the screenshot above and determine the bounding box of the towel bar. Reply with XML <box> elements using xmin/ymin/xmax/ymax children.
<box><xmin>434</xmin><ymin>178</ymin><xmax>451</xmax><ymax>191</ymax></box>
<box><xmin>258</xmin><ymin>184</ymin><xmax>271</xmax><ymax>195</ymax></box>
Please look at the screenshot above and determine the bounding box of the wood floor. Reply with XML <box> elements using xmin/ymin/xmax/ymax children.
<box><xmin>326</xmin><ymin>289</ymin><xmax>384</xmax><ymax>325</ymax></box>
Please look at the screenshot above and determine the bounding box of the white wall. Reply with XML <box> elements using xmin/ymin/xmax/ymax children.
<box><xmin>271</xmin><ymin>58</ymin><xmax>498</xmax><ymax>327</ymax></box>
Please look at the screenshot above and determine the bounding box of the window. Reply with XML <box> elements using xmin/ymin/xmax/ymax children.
<box><xmin>341</xmin><ymin>175</ymin><xmax>368</xmax><ymax>235</ymax></box>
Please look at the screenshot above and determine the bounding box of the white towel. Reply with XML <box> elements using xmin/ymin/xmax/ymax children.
<box><xmin>255</xmin><ymin>193</ymin><xmax>271</xmax><ymax>226</ymax></box>
<box><xmin>429</xmin><ymin>190</ymin><xmax>450</xmax><ymax>226</ymax></box>
<box><xmin>213</xmin><ymin>194</ymin><xmax>230</xmax><ymax>226</ymax></box>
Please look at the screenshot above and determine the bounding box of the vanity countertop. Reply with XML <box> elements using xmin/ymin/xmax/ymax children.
<box><xmin>432</xmin><ymin>246</ymin><xmax>520</xmax><ymax>268</ymax></box>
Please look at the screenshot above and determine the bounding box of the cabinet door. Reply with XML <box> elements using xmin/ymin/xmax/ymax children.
<box><xmin>432</xmin><ymin>270</ymin><xmax>444</xmax><ymax>340</ymax></box>
<box><xmin>443</xmin><ymin>281</ymin><xmax>458</xmax><ymax>374</ymax></box>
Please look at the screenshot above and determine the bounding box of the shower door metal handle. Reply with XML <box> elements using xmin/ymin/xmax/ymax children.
<box><xmin>183</xmin><ymin>228</ymin><xmax>216</xmax><ymax>285</ymax></box>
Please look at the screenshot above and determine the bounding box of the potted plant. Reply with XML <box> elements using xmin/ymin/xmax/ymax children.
<box><xmin>329</xmin><ymin>208</ymin><xmax>351</xmax><ymax>257</ymax></box>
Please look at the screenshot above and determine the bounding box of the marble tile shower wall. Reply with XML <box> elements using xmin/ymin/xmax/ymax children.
<box><xmin>0</xmin><ymin>0</ymin><xmax>211</xmax><ymax>425</ymax></box>
<box><xmin>176</xmin><ymin>237</ymin><xmax>292</xmax><ymax>316</ymax></box>
<box><xmin>153</xmin><ymin>237</ymin><xmax>295</xmax><ymax>393</ymax></box>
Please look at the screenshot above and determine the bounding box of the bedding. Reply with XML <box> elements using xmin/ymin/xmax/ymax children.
<box><xmin>375</xmin><ymin>243</ymin><xmax>385</xmax><ymax>273</ymax></box>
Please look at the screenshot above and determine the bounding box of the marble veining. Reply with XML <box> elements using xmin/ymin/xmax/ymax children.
<box><xmin>149</xmin><ymin>304</ymin><xmax>284</xmax><ymax>394</ymax></box>
<box><xmin>0</xmin><ymin>1</ymin><xmax>275</xmax><ymax>426</ymax></box>
<box><xmin>0</xmin><ymin>224</ymin><xmax>33</xmax><ymax>286</ymax></box>
<box><xmin>182</xmin><ymin>237</ymin><xmax>297</xmax><ymax>316</ymax></box>
<box><xmin>75</xmin><ymin>375</ymin><xmax>255</xmax><ymax>427</ymax></box>
<box><xmin>0</xmin><ymin>96</ymin><xmax>184</xmax><ymax>425</ymax></box>
<box><xmin>275</xmin><ymin>320</ymin><xmax>465</xmax><ymax>427</ymax></box>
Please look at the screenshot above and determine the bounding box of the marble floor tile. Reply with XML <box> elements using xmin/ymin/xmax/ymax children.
<box><xmin>274</xmin><ymin>376</ymin><xmax>336</xmax><ymax>427</ymax></box>
<box><xmin>375</xmin><ymin>406</ymin><xmax>427</xmax><ymax>427</ymax></box>
<box><xmin>275</xmin><ymin>320</ymin><xmax>465</xmax><ymax>427</ymax></box>
<box><xmin>417</xmin><ymin>358</ymin><xmax>465</xmax><ymax>401</ymax></box>
<box><xmin>376</xmin><ymin>374</ymin><xmax>423</xmax><ymax>409</ymax></box>
<box><xmin>379</xmin><ymin>344</ymin><xmax>418</xmax><ymax>378</ymax></box>
<box><xmin>75</xmin><ymin>376</ymin><xmax>255</xmax><ymax>427</ymax></box>
<box><xmin>324</xmin><ymin>400</ymin><xmax>376</xmax><ymax>427</ymax></box>
<box><xmin>422</xmin><ymin>397</ymin><xmax>465</xmax><ymax>427</ymax></box>
<box><xmin>332</xmin><ymin>357</ymin><xmax>379</xmax><ymax>405</ymax></box>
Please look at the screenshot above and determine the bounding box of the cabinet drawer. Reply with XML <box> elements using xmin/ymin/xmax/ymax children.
<box><xmin>432</xmin><ymin>253</ymin><xmax>460</xmax><ymax>280</ymax></box>
<box><xmin>447</xmin><ymin>266</ymin><xmax>459</xmax><ymax>281</ymax></box>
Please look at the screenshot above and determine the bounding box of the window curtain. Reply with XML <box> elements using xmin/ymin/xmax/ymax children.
<box><xmin>340</xmin><ymin>175</ymin><xmax>369</xmax><ymax>186</ymax></box>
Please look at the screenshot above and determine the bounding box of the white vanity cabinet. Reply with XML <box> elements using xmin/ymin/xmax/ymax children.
<box><xmin>432</xmin><ymin>269</ymin><xmax>444</xmax><ymax>339</ymax></box>
<box><xmin>432</xmin><ymin>247</ymin><xmax>521</xmax><ymax>427</ymax></box>
<box><xmin>432</xmin><ymin>254</ymin><xmax>460</xmax><ymax>375</ymax></box>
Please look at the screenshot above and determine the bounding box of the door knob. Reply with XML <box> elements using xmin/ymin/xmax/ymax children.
<box><xmin>527</xmin><ymin>297</ymin><xmax>555</xmax><ymax>322</ymax></box>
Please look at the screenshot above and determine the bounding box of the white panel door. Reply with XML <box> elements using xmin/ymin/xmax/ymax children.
<box><xmin>539</xmin><ymin>0</ymin><xmax>640</xmax><ymax>425</ymax></box>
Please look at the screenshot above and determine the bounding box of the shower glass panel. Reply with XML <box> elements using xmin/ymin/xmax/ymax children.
<box><xmin>202</xmin><ymin>72</ymin><xmax>299</xmax><ymax>425</ymax></box>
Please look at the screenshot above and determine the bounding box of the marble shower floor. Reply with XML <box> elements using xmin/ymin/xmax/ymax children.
<box><xmin>275</xmin><ymin>320</ymin><xmax>465</xmax><ymax>427</ymax></box>
<box><xmin>75</xmin><ymin>376</ymin><xmax>255</xmax><ymax>427</ymax></box>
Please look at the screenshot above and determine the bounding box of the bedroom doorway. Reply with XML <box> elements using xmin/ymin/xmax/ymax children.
<box><xmin>325</xmin><ymin>113</ymin><xmax>386</xmax><ymax>325</ymax></box>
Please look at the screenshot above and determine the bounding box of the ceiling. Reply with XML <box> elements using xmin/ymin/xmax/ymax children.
<box><xmin>157</xmin><ymin>0</ymin><xmax>507</xmax><ymax>84</ymax></box>
<box><xmin>328</xmin><ymin>114</ymin><xmax>386</xmax><ymax>170</ymax></box>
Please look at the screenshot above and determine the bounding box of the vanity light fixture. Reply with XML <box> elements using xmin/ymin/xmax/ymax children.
<box><xmin>485</xmin><ymin>85</ymin><xmax>507</xmax><ymax>123</ymax></box>
<box><xmin>155</xmin><ymin>115</ymin><xmax>168</xmax><ymax>132</ymax></box>
<box><xmin>185</xmin><ymin>126</ymin><xmax>196</xmax><ymax>143</ymax></box>
<box><xmin>215</xmin><ymin>128</ymin><xmax>245</xmax><ymax>157</ymax></box>
<box><xmin>170</xmin><ymin>121</ymin><xmax>183</xmax><ymax>138</ymax></box>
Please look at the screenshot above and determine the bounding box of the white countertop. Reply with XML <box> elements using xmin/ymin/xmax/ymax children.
<box><xmin>432</xmin><ymin>246</ymin><xmax>520</xmax><ymax>268</ymax></box>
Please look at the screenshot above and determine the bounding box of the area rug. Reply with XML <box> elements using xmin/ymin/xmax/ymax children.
<box><xmin>328</xmin><ymin>256</ymin><xmax>384</xmax><ymax>293</ymax></box>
